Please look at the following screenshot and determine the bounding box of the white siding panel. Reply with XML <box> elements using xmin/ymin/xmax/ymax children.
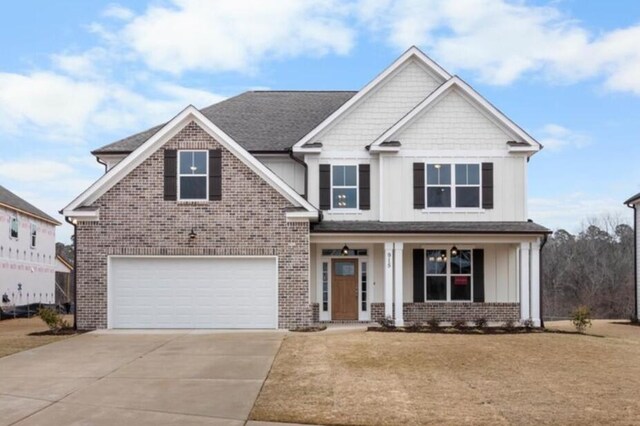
<box><xmin>319</xmin><ymin>60</ymin><xmax>442</xmax><ymax>150</ymax></box>
<box><xmin>256</xmin><ymin>156</ymin><xmax>305</xmax><ymax>195</ymax></box>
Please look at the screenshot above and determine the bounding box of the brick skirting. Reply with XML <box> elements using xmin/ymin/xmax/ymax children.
<box><xmin>371</xmin><ymin>302</ymin><xmax>520</xmax><ymax>324</ymax></box>
<box><xmin>311</xmin><ymin>303</ymin><xmax>319</xmax><ymax>323</ymax></box>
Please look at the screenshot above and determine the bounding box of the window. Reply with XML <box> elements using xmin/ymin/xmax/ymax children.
<box><xmin>455</xmin><ymin>164</ymin><xmax>480</xmax><ymax>207</ymax></box>
<box><xmin>361</xmin><ymin>262</ymin><xmax>367</xmax><ymax>311</ymax></box>
<box><xmin>425</xmin><ymin>248</ymin><xmax>473</xmax><ymax>302</ymax></box>
<box><xmin>322</xmin><ymin>262</ymin><xmax>329</xmax><ymax>312</ymax></box>
<box><xmin>30</xmin><ymin>224</ymin><xmax>37</xmax><ymax>248</ymax></box>
<box><xmin>332</xmin><ymin>165</ymin><xmax>358</xmax><ymax>209</ymax></box>
<box><xmin>426</xmin><ymin>163</ymin><xmax>481</xmax><ymax>208</ymax></box>
<box><xmin>178</xmin><ymin>150</ymin><xmax>208</xmax><ymax>200</ymax></box>
<box><xmin>9</xmin><ymin>216</ymin><xmax>18</xmax><ymax>239</ymax></box>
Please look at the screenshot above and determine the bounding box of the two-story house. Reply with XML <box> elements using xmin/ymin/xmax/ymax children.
<box><xmin>63</xmin><ymin>47</ymin><xmax>549</xmax><ymax>330</ymax></box>
<box><xmin>1</xmin><ymin>185</ymin><xmax>59</xmax><ymax>311</ymax></box>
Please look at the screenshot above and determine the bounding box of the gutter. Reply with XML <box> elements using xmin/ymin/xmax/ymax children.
<box><xmin>539</xmin><ymin>233</ymin><xmax>549</xmax><ymax>328</ymax></box>
<box><xmin>64</xmin><ymin>217</ymin><xmax>78</xmax><ymax>331</ymax></box>
<box><xmin>288</xmin><ymin>149</ymin><xmax>308</xmax><ymax>199</ymax></box>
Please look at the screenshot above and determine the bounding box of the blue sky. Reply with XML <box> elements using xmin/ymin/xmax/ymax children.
<box><xmin>1</xmin><ymin>0</ymin><xmax>639</xmax><ymax>243</ymax></box>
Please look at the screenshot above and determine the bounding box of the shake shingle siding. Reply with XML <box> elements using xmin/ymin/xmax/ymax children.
<box><xmin>76</xmin><ymin>121</ymin><xmax>311</xmax><ymax>329</ymax></box>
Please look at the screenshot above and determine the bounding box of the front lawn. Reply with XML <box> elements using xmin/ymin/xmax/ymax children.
<box><xmin>0</xmin><ymin>315</ymin><xmax>75</xmax><ymax>358</ymax></box>
<box><xmin>251</xmin><ymin>321</ymin><xmax>640</xmax><ymax>425</ymax></box>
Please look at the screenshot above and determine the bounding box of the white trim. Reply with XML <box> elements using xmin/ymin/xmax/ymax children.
<box><xmin>384</xmin><ymin>242</ymin><xmax>394</xmax><ymax>318</ymax></box>
<box><xmin>519</xmin><ymin>242</ymin><xmax>531</xmax><ymax>323</ymax></box>
<box><xmin>107</xmin><ymin>254</ymin><xmax>279</xmax><ymax>329</ymax></box>
<box><xmin>330</xmin><ymin>164</ymin><xmax>359</xmax><ymax>210</ymax></box>
<box><xmin>530</xmin><ymin>239</ymin><xmax>541</xmax><ymax>327</ymax></box>
<box><xmin>369</xmin><ymin>76</ymin><xmax>541</xmax><ymax>152</ymax></box>
<box><xmin>177</xmin><ymin>149</ymin><xmax>209</xmax><ymax>202</ymax></box>
<box><xmin>311</xmin><ymin>234</ymin><xmax>542</xmax><ymax>245</ymax></box>
<box><xmin>393</xmin><ymin>242</ymin><xmax>404</xmax><ymax>326</ymax></box>
<box><xmin>425</xmin><ymin>162</ymin><xmax>482</xmax><ymax>210</ymax></box>
<box><xmin>293</xmin><ymin>46</ymin><xmax>450</xmax><ymax>152</ymax></box>
<box><xmin>63</xmin><ymin>105</ymin><xmax>318</xmax><ymax>219</ymax></box>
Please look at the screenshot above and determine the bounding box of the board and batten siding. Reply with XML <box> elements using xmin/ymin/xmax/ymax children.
<box><xmin>317</xmin><ymin>60</ymin><xmax>443</xmax><ymax>150</ymax></box>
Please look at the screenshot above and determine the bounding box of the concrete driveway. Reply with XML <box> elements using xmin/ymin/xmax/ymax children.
<box><xmin>0</xmin><ymin>330</ymin><xmax>288</xmax><ymax>425</ymax></box>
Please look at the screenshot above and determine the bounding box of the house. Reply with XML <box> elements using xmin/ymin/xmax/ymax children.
<box><xmin>62</xmin><ymin>47</ymin><xmax>550</xmax><ymax>330</ymax></box>
<box><xmin>625</xmin><ymin>193</ymin><xmax>639</xmax><ymax>320</ymax></box>
<box><xmin>0</xmin><ymin>185</ymin><xmax>60</xmax><ymax>311</ymax></box>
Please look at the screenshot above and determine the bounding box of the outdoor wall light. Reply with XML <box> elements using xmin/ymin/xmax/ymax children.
<box><xmin>189</xmin><ymin>228</ymin><xmax>197</xmax><ymax>240</ymax></box>
<box><xmin>341</xmin><ymin>244</ymin><xmax>350</xmax><ymax>256</ymax></box>
<box><xmin>451</xmin><ymin>246</ymin><xmax>458</xmax><ymax>256</ymax></box>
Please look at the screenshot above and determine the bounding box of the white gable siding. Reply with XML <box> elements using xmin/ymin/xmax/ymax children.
<box><xmin>255</xmin><ymin>155</ymin><xmax>305</xmax><ymax>195</ymax></box>
<box><xmin>318</xmin><ymin>60</ymin><xmax>443</xmax><ymax>150</ymax></box>
<box><xmin>397</xmin><ymin>89</ymin><xmax>517</xmax><ymax>150</ymax></box>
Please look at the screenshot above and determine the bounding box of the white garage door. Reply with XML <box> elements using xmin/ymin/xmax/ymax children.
<box><xmin>109</xmin><ymin>257</ymin><xmax>277</xmax><ymax>329</ymax></box>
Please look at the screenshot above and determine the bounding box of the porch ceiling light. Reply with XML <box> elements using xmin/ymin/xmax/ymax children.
<box><xmin>341</xmin><ymin>244</ymin><xmax>350</xmax><ymax>256</ymax></box>
<box><xmin>451</xmin><ymin>246</ymin><xmax>458</xmax><ymax>256</ymax></box>
<box><xmin>189</xmin><ymin>228</ymin><xmax>197</xmax><ymax>240</ymax></box>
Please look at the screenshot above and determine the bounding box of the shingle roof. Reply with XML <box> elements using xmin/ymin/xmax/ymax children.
<box><xmin>93</xmin><ymin>91</ymin><xmax>357</xmax><ymax>154</ymax></box>
<box><xmin>624</xmin><ymin>192</ymin><xmax>640</xmax><ymax>205</ymax></box>
<box><xmin>311</xmin><ymin>221</ymin><xmax>551</xmax><ymax>234</ymax></box>
<box><xmin>0</xmin><ymin>185</ymin><xmax>60</xmax><ymax>225</ymax></box>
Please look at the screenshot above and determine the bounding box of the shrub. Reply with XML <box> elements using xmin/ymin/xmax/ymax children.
<box><xmin>522</xmin><ymin>318</ymin><xmax>534</xmax><ymax>332</ymax></box>
<box><xmin>406</xmin><ymin>321</ymin><xmax>423</xmax><ymax>332</ymax></box>
<box><xmin>571</xmin><ymin>305</ymin><xmax>592</xmax><ymax>333</ymax></box>
<box><xmin>378</xmin><ymin>316</ymin><xmax>395</xmax><ymax>329</ymax></box>
<box><xmin>452</xmin><ymin>318</ymin><xmax>467</xmax><ymax>330</ymax></box>
<box><xmin>503</xmin><ymin>319</ymin><xmax>516</xmax><ymax>331</ymax></box>
<box><xmin>38</xmin><ymin>307</ymin><xmax>69</xmax><ymax>333</ymax></box>
<box><xmin>427</xmin><ymin>317</ymin><xmax>441</xmax><ymax>329</ymax></box>
<box><xmin>474</xmin><ymin>317</ymin><xmax>488</xmax><ymax>329</ymax></box>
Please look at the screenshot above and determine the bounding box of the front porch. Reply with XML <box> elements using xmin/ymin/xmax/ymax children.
<box><xmin>309</xmin><ymin>223</ymin><xmax>548</xmax><ymax>327</ymax></box>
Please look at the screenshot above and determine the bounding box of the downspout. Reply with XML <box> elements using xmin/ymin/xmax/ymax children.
<box><xmin>95</xmin><ymin>156</ymin><xmax>108</xmax><ymax>173</ymax></box>
<box><xmin>539</xmin><ymin>233</ymin><xmax>549</xmax><ymax>328</ymax></box>
<box><xmin>288</xmin><ymin>149</ymin><xmax>308</xmax><ymax>199</ymax></box>
<box><xmin>64</xmin><ymin>217</ymin><xmax>78</xmax><ymax>331</ymax></box>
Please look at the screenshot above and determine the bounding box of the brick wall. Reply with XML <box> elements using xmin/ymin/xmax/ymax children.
<box><xmin>76</xmin><ymin>121</ymin><xmax>311</xmax><ymax>329</ymax></box>
<box><xmin>371</xmin><ymin>302</ymin><xmax>520</xmax><ymax>324</ymax></box>
<box><xmin>311</xmin><ymin>303</ymin><xmax>319</xmax><ymax>323</ymax></box>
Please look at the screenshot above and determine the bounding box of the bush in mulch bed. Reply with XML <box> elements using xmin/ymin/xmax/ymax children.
<box><xmin>29</xmin><ymin>329</ymin><xmax>86</xmax><ymax>336</ymax></box>
<box><xmin>368</xmin><ymin>324</ymin><xmax>604</xmax><ymax>337</ymax></box>
<box><xmin>290</xmin><ymin>325</ymin><xmax>327</xmax><ymax>332</ymax></box>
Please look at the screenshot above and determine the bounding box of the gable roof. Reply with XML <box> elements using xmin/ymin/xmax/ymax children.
<box><xmin>0</xmin><ymin>185</ymin><xmax>60</xmax><ymax>225</ymax></box>
<box><xmin>624</xmin><ymin>192</ymin><xmax>640</xmax><ymax>205</ymax></box>
<box><xmin>293</xmin><ymin>46</ymin><xmax>451</xmax><ymax>152</ymax></box>
<box><xmin>93</xmin><ymin>91</ymin><xmax>356</xmax><ymax>155</ymax></box>
<box><xmin>369</xmin><ymin>76</ymin><xmax>541</xmax><ymax>152</ymax></box>
<box><xmin>63</xmin><ymin>106</ymin><xmax>319</xmax><ymax>219</ymax></box>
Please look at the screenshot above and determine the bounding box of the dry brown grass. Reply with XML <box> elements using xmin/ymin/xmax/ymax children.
<box><xmin>0</xmin><ymin>315</ymin><xmax>74</xmax><ymax>358</ymax></box>
<box><xmin>251</xmin><ymin>322</ymin><xmax>640</xmax><ymax>425</ymax></box>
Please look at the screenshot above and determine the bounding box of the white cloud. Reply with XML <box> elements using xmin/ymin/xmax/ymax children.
<box><xmin>538</xmin><ymin>124</ymin><xmax>590</xmax><ymax>151</ymax></box>
<box><xmin>529</xmin><ymin>192</ymin><xmax>630</xmax><ymax>233</ymax></box>
<box><xmin>103</xmin><ymin>4</ymin><xmax>135</xmax><ymax>21</ymax></box>
<box><xmin>0</xmin><ymin>160</ymin><xmax>73</xmax><ymax>183</ymax></box>
<box><xmin>356</xmin><ymin>0</ymin><xmax>640</xmax><ymax>95</ymax></box>
<box><xmin>119</xmin><ymin>0</ymin><xmax>355</xmax><ymax>74</ymax></box>
<box><xmin>51</xmin><ymin>48</ymin><xmax>108</xmax><ymax>78</ymax></box>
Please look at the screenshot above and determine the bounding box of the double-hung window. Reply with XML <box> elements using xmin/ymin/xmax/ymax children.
<box><xmin>425</xmin><ymin>248</ymin><xmax>473</xmax><ymax>302</ymax></box>
<box><xmin>426</xmin><ymin>163</ymin><xmax>480</xmax><ymax>208</ymax></box>
<box><xmin>9</xmin><ymin>216</ymin><xmax>18</xmax><ymax>239</ymax></box>
<box><xmin>332</xmin><ymin>165</ymin><xmax>358</xmax><ymax>209</ymax></box>
<box><xmin>178</xmin><ymin>150</ymin><xmax>208</xmax><ymax>200</ymax></box>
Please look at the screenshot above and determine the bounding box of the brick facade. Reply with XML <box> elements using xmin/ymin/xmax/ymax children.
<box><xmin>371</xmin><ymin>302</ymin><xmax>520</xmax><ymax>324</ymax></box>
<box><xmin>75</xmin><ymin>121</ymin><xmax>311</xmax><ymax>329</ymax></box>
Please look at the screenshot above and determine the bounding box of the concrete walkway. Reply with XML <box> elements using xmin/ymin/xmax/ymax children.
<box><xmin>0</xmin><ymin>330</ymin><xmax>291</xmax><ymax>425</ymax></box>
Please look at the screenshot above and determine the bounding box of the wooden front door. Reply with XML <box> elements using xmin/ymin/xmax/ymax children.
<box><xmin>331</xmin><ymin>259</ymin><xmax>358</xmax><ymax>320</ymax></box>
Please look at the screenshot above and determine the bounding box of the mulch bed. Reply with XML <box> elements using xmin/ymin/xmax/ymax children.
<box><xmin>290</xmin><ymin>325</ymin><xmax>328</xmax><ymax>332</ymax></box>
<box><xmin>368</xmin><ymin>326</ymin><xmax>599</xmax><ymax>336</ymax></box>
<box><xmin>612</xmin><ymin>321</ymin><xmax>640</xmax><ymax>327</ymax></box>
<box><xmin>28</xmin><ymin>328</ymin><xmax>87</xmax><ymax>336</ymax></box>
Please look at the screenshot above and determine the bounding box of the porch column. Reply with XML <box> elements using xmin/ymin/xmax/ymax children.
<box><xmin>394</xmin><ymin>242</ymin><xmax>404</xmax><ymax>326</ymax></box>
<box><xmin>530</xmin><ymin>240</ymin><xmax>541</xmax><ymax>327</ymax></box>
<box><xmin>519</xmin><ymin>242</ymin><xmax>531</xmax><ymax>323</ymax></box>
<box><xmin>384</xmin><ymin>242</ymin><xmax>394</xmax><ymax>319</ymax></box>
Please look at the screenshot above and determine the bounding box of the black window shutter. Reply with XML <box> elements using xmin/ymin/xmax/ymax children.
<box><xmin>209</xmin><ymin>149</ymin><xmax>222</xmax><ymax>201</ymax></box>
<box><xmin>164</xmin><ymin>149</ymin><xmax>177</xmax><ymax>201</ymax></box>
<box><xmin>413</xmin><ymin>249</ymin><xmax>425</xmax><ymax>302</ymax></box>
<box><xmin>413</xmin><ymin>163</ymin><xmax>425</xmax><ymax>209</ymax></box>
<box><xmin>482</xmin><ymin>162</ymin><xmax>494</xmax><ymax>209</ymax></box>
<box><xmin>359</xmin><ymin>164</ymin><xmax>370</xmax><ymax>210</ymax></box>
<box><xmin>319</xmin><ymin>164</ymin><xmax>331</xmax><ymax>210</ymax></box>
<box><xmin>473</xmin><ymin>249</ymin><xmax>485</xmax><ymax>303</ymax></box>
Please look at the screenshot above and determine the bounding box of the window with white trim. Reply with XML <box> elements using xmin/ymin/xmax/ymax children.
<box><xmin>178</xmin><ymin>150</ymin><xmax>208</xmax><ymax>200</ymax></box>
<box><xmin>426</xmin><ymin>163</ymin><xmax>481</xmax><ymax>208</ymax></box>
<box><xmin>331</xmin><ymin>165</ymin><xmax>358</xmax><ymax>209</ymax></box>
<box><xmin>9</xmin><ymin>216</ymin><xmax>18</xmax><ymax>239</ymax></box>
<box><xmin>425</xmin><ymin>248</ymin><xmax>473</xmax><ymax>302</ymax></box>
<box><xmin>30</xmin><ymin>223</ymin><xmax>37</xmax><ymax>248</ymax></box>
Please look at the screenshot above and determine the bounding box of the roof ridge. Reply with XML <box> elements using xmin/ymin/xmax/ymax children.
<box><xmin>249</xmin><ymin>90</ymin><xmax>357</xmax><ymax>93</ymax></box>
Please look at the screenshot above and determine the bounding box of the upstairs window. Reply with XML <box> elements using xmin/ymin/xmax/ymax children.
<box><xmin>9</xmin><ymin>216</ymin><xmax>18</xmax><ymax>239</ymax></box>
<box><xmin>30</xmin><ymin>224</ymin><xmax>37</xmax><ymax>248</ymax></box>
<box><xmin>178</xmin><ymin>150</ymin><xmax>208</xmax><ymax>200</ymax></box>
<box><xmin>332</xmin><ymin>165</ymin><xmax>358</xmax><ymax>209</ymax></box>
<box><xmin>426</xmin><ymin>163</ymin><xmax>481</xmax><ymax>208</ymax></box>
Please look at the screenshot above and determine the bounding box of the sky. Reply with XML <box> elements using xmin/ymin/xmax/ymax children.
<box><xmin>1</xmin><ymin>0</ymin><xmax>639</xmax><ymax>244</ymax></box>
